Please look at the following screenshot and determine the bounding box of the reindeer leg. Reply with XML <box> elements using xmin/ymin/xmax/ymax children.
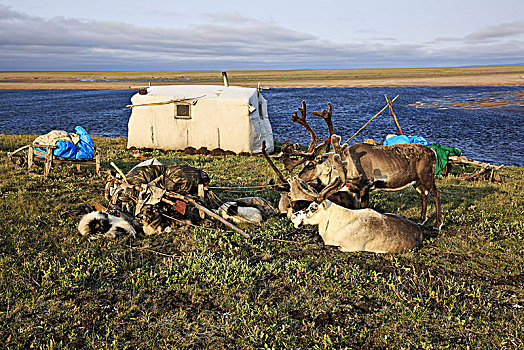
<box><xmin>360</xmin><ymin>188</ymin><xmax>370</xmax><ymax>209</ymax></box>
<box><xmin>416</xmin><ymin>184</ymin><xmax>428</xmax><ymax>225</ymax></box>
<box><xmin>430</xmin><ymin>186</ymin><xmax>442</xmax><ymax>230</ymax></box>
<box><xmin>345</xmin><ymin>183</ymin><xmax>361</xmax><ymax>209</ymax></box>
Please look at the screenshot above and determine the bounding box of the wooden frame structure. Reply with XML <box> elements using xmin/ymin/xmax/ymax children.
<box><xmin>445</xmin><ymin>155</ymin><xmax>502</xmax><ymax>182</ymax></box>
<box><xmin>8</xmin><ymin>144</ymin><xmax>101</xmax><ymax>178</ymax></box>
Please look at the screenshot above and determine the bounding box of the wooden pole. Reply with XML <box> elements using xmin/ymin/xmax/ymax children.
<box><xmin>385</xmin><ymin>94</ymin><xmax>403</xmax><ymax>135</ymax></box>
<box><xmin>126</xmin><ymin>96</ymin><xmax>204</xmax><ymax>108</ymax></box>
<box><xmin>110</xmin><ymin>162</ymin><xmax>127</xmax><ymax>182</ymax></box>
<box><xmin>163</xmin><ymin>195</ymin><xmax>250</xmax><ymax>239</ymax></box>
<box><xmin>345</xmin><ymin>95</ymin><xmax>399</xmax><ymax>144</ymax></box>
<box><xmin>27</xmin><ymin>146</ymin><xmax>34</xmax><ymax>172</ymax></box>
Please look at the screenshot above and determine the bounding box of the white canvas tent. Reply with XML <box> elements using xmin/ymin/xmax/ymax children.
<box><xmin>127</xmin><ymin>85</ymin><xmax>274</xmax><ymax>153</ymax></box>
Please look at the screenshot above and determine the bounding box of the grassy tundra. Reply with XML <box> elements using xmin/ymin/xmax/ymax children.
<box><xmin>1</xmin><ymin>134</ymin><xmax>523</xmax><ymax>349</ymax></box>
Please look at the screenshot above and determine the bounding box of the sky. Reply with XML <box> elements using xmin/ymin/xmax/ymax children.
<box><xmin>1</xmin><ymin>0</ymin><xmax>523</xmax><ymax>71</ymax></box>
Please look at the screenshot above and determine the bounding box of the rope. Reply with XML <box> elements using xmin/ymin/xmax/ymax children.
<box><xmin>126</xmin><ymin>95</ymin><xmax>205</xmax><ymax>108</ymax></box>
<box><xmin>345</xmin><ymin>95</ymin><xmax>399</xmax><ymax>144</ymax></box>
<box><xmin>214</xmin><ymin>188</ymin><xmax>275</xmax><ymax>193</ymax></box>
<box><xmin>209</xmin><ymin>183</ymin><xmax>281</xmax><ymax>192</ymax></box>
<box><xmin>160</xmin><ymin>213</ymin><xmax>236</xmax><ymax>233</ymax></box>
<box><xmin>209</xmin><ymin>184</ymin><xmax>279</xmax><ymax>189</ymax></box>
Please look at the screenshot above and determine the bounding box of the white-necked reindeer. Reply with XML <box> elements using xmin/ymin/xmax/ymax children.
<box><xmin>288</xmin><ymin>154</ymin><xmax>422</xmax><ymax>253</ymax></box>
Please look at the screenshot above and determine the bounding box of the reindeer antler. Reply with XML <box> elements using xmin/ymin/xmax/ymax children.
<box><xmin>289</xmin><ymin>153</ymin><xmax>348</xmax><ymax>204</ymax></box>
<box><xmin>291</xmin><ymin>100</ymin><xmax>323</xmax><ymax>152</ymax></box>
<box><xmin>262</xmin><ymin>141</ymin><xmax>290</xmax><ymax>191</ymax></box>
<box><xmin>312</xmin><ymin>102</ymin><xmax>334</xmax><ymax>153</ymax></box>
<box><xmin>289</xmin><ymin>177</ymin><xmax>321</xmax><ymax>203</ymax></box>
<box><xmin>281</xmin><ymin>141</ymin><xmax>308</xmax><ymax>172</ymax></box>
<box><xmin>331</xmin><ymin>134</ymin><xmax>348</xmax><ymax>160</ymax></box>
<box><xmin>282</xmin><ymin>101</ymin><xmax>332</xmax><ymax>171</ymax></box>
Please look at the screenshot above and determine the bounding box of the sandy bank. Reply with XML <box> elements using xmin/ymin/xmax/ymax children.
<box><xmin>0</xmin><ymin>67</ymin><xmax>523</xmax><ymax>89</ymax></box>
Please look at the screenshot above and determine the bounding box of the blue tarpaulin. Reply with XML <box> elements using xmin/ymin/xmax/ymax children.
<box><xmin>74</xmin><ymin>126</ymin><xmax>95</xmax><ymax>159</ymax></box>
<box><xmin>384</xmin><ymin>135</ymin><xmax>430</xmax><ymax>146</ymax></box>
<box><xmin>35</xmin><ymin>126</ymin><xmax>95</xmax><ymax>159</ymax></box>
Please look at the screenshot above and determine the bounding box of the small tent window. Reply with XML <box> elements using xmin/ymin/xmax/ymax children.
<box><xmin>175</xmin><ymin>104</ymin><xmax>191</xmax><ymax>119</ymax></box>
<box><xmin>258</xmin><ymin>101</ymin><xmax>264</xmax><ymax>119</ymax></box>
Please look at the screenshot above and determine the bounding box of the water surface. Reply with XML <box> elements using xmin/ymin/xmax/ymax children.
<box><xmin>0</xmin><ymin>87</ymin><xmax>522</xmax><ymax>166</ymax></box>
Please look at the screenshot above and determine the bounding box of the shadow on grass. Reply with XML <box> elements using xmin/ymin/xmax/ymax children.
<box><xmin>370</xmin><ymin>181</ymin><xmax>499</xmax><ymax>228</ymax></box>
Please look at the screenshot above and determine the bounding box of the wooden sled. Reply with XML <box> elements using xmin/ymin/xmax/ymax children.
<box><xmin>8</xmin><ymin>143</ymin><xmax>101</xmax><ymax>178</ymax></box>
<box><xmin>445</xmin><ymin>155</ymin><xmax>502</xmax><ymax>182</ymax></box>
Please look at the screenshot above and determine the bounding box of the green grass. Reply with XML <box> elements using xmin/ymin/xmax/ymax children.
<box><xmin>1</xmin><ymin>134</ymin><xmax>523</xmax><ymax>349</ymax></box>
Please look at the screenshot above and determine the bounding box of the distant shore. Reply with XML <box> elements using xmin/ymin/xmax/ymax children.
<box><xmin>0</xmin><ymin>66</ymin><xmax>523</xmax><ymax>89</ymax></box>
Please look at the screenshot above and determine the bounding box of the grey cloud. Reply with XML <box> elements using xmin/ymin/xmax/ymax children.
<box><xmin>466</xmin><ymin>21</ymin><xmax>524</xmax><ymax>41</ymax></box>
<box><xmin>433</xmin><ymin>37</ymin><xmax>461</xmax><ymax>42</ymax></box>
<box><xmin>0</xmin><ymin>4</ymin><xmax>27</xmax><ymax>20</ymax></box>
<box><xmin>0</xmin><ymin>4</ymin><xmax>522</xmax><ymax>71</ymax></box>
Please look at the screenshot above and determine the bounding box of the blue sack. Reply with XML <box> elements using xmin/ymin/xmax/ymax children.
<box><xmin>54</xmin><ymin>140</ymin><xmax>77</xmax><ymax>158</ymax></box>
<box><xmin>384</xmin><ymin>135</ymin><xmax>430</xmax><ymax>146</ymax></box>
<box><xmin>384</xmin><ymin>135</ymin><xmax>410</xmax><ymax>145</ymax></box>
<box><xmin>74</xmin><ymin>126</ymin><xmax>95</xmax><ymax>159</ymax></box>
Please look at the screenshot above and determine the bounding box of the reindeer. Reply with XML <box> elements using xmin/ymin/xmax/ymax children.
<box><xmin>287</xmin><ymin>155</ymin><xmax>422</xmax><ymax>253</ymax></box>
<box><xmin>266</xmin><ymin>100</ymin><xmax>441</xmax><ymax>229</ymax></box>
<box><xmin>263</xmin><ymin>142</ymin><xmax>358</xmax><ymax>217</ymax></box>
<box><xmin>261</xmin><ymin>101</ymin><xmax>358</xmax><ymax>216</ymax></box>
<box><xmin>299</xmin><ymin>134</ymin><xmax>442</xmax><ymax>230</ymax></box>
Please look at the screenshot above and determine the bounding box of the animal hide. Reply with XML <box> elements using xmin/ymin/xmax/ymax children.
<box><xmin>217</xmin><ymin>202</ymin><xmax>263</xmax><ymax>224</ymax></box>
<box><xmin>135</xmin><ymin>204</ymin><xmax>175</xmax><ymax>235</ymax></box>
<box><xmin>78</xmin><ymin>211</ymin><xmax>136</xmax><ymax>240</ymax></box>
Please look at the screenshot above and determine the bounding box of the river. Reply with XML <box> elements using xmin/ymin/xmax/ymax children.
<box><xmin>0</xmin><ymin>87</ymin><xmax>522</xmax><ymax>166</ymax></box>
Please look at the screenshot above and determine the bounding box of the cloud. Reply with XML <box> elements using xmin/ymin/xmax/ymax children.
<box><xmin>203</xmin><ymin>12</ymin><xmax>262</xmax><ymax>25</ymax></box>
<box><xmin>465</xmin><ymin>21</ymin><xmax>524</xmax><ymax>41</ymax></box>
<box><xmin>0</xmin><ymin>4</ymin><xmax>522</xmax><ymax>71</ymax></box>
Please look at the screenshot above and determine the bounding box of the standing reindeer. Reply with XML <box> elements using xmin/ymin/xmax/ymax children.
<box><xmin>287</xmin><ymin>155</ymin><xmax>422</xmax><ymax>253</ymax></box>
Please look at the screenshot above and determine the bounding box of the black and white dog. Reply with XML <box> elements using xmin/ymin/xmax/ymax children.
<box><xmin>78</xmin><ymin>211</ymin><xmax>136</xmax><ymax>240</ymax></box>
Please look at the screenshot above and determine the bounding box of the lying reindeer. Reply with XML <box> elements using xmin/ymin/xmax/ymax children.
<box><xmin>288</xmin><ymin>155</ymin><xmax>422</xmax><ymax>253</ymax></box>
<box><xmin>298</xmin><ymin>134</ymin><xmax>442</xmax><ymax>230</ymax></box>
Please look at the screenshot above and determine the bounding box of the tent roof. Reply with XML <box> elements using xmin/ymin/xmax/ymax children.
<box><xmin>145</xmin><ymin>85</ymin><xmax>259</xmax><ymax>101</ymax></box>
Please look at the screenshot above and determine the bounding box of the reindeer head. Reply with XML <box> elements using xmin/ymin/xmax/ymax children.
<box><xmin>299</xmin><ymin>153</ymin><xmax>337</xmax><ymax>184</ymax></box>
<box><xmin>298</xmin><ymin>134</ymin><xmax>350</xmax><ymax>185</ymax></box>
<box><xmin>290</xmin><ymin>202</ymin><xmax>323</xmax><ymax>228</ymax></box>
<box><xmin>287</xmin><ymin>168</ymin><xmax>344</xmax><ymax>227</ymax></box>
